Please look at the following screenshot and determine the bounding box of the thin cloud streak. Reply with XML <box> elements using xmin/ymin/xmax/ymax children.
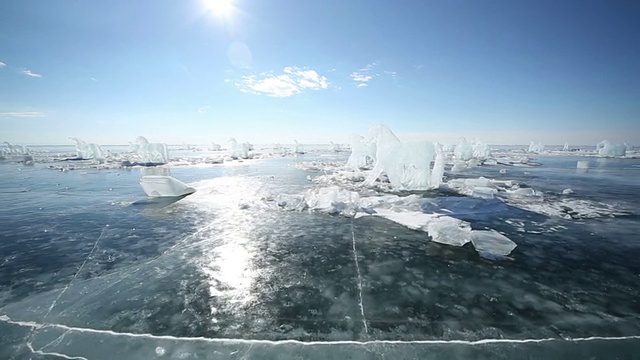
<box><xmin>21</xmin><ymin>69</ymin><xmax>42</xmax><ymax>78</ymax></box>
<box><xmin>0</xmin><ymin>111</ymin><xmax>46</xmax><ymax>118</ymax></box>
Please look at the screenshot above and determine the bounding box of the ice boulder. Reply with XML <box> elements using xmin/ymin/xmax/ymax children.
<box><xmin>454</xmin><ymin>137</ymin><xmax>473</xmax><ymax>161</ymax></box>
<box><xmin>135</xmin><ymin>136</ymin><xmax>169</xmax><ymax>163</ymax></box>
<box><xmin>364</xmin><ymin>124</ymin><xmax>441</xmax><ymax>191</ymax></box>
<box><xmin>139</xmin><ymin>176</ymin><xmax>196</xmax><ymax>198</ymax></box>
<box><xmin>596</xmin><ymin>140</ymin><xmax>626</xmax><ymax>157</ymax></box>
<box><xmin>346</xmin><ymin>135</ymin><xmax>376</xmax><ymax>169</ymax></box>
<box><xmin>69</xmin><ymin>137</ymin><xmax>105</xmax><ymax>160</ymax></box>
<box><xmin>228</xmin><ymin>138</ymin><xmax>251</xmax><ymax>159</ymax></box>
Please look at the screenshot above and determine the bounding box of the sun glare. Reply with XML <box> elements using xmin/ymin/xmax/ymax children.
<box><xmin>204</xmin><ymin>0</ymin><xmax>235</xmax><ymax>18</ymax></box>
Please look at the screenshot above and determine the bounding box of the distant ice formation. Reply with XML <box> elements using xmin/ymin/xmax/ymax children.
<box><xmin>596</xmin><ymin>140</ymin><xmax>626</xmax><ymax>157</ymax></box>
<box><xmin>228</xmin><ymin>138</ymin><xmax>251</xmax><ymax>159</ymax></box>
<box><xmin>528</xmin><ymin>141</ymin><xmax>545</xmax><ymax>153</ymax></box>
<box><xmin>134</xmin><ymin>136</ymin><xmax>169</xmax><ymax>164</ymax></box>
<box><xmin>139</xmin><ymin>175</ymin><xmax>196</xmax><ymax>197</ymax></box>
<box><xmin>3</xmin><ymin>141</ymin><xmax>26</xmax><ymax>154</ymax></box>
<box><xmin>563</xmin><ymin>142</ymin><xmax>570</xmax><ymax>151</ymax></box>
<box><xmin>455</xmin><ymin>137</ymin><xmax>473</xmax><ymax>161</ymax></box>
<box><xmin>294</xmin><ymin>140</ymin><xmax>305</xmax><ymax>154</ymax></box>
<box><xmin>471</xmin><ymin>138</ymin><xmax>492</xmax><ymax>159</ymax></box>
<box><xmin>210</xmin><ymin>143</ymin><xmax>221</xmax><ymax>151</ymax></box>
<box><xmin>69</xmin><ymin>137</ymin><xmax>105</xmax><ymax>160</ymax></box>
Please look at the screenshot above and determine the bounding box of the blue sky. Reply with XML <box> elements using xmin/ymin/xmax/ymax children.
<box><xmin>1</xmin><ymin>0</ymin><xmax>639</xmax><ymax>145</ymax></box>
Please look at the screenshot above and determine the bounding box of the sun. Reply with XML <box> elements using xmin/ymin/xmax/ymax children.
<box><xmin>203</xmin><ymin>0</ymin><xmax>235</xmax><ymax>18</ymax></box>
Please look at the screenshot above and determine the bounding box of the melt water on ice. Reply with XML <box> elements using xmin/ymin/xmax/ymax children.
<box><xmin>1</xmin><ymin>129</ymin><xmax>640</xmax><ymax>359</ymax></box>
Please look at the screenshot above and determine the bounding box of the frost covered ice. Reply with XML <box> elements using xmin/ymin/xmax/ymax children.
<box><xmin>345</xmin><ymin>134</ymin><xmax>376</xmax><ymax>169</ymax></box>
<box><xmin>139</xmin><ymin>176</ymin><xmax>196</xmax><ymax>197</ymax></box>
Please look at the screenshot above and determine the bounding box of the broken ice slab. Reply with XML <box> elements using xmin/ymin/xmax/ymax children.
<box><xmin>470</xmin><ymin>230</ymin><xmax>517</xmax><ymax>256</ymax></box>
<box><xmin>139</xmin><ymin>176</ymin><xmax>196</xmax><ymax>198</ymax></box>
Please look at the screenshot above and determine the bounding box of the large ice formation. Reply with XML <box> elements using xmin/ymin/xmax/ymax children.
<box><xmin>228</xmin><ymin>138</ymin><xmax>251</xmax><ymax>159</ymax></box>
<box><xmin>3</xmin><ymin>141</ymin><xmax>26</xmax><ymax>154</ymax></box>
<box><xmin>471</xmin><ymin>138</ymin><xmax>492</xmax><ymax>159</ymax></box>
<box><xmin>345</xmin><ymin>135</ymin><xmax>376</xmax><ymax>169</ymax></box>
<box><xmin>363</xmin><ymin>125</ymin><xmax>443</xmax><ymax>190</ymax></box>
<box><xmin>454</xmin><ymin>137</ymin><xmax>473</xmax><ymax>161</ymax></box>
<box><xmin>563</xmin><ymin>142</ymin><xmax>570</xmax><ymax>151</ymax></box>
<box><xmin>528</xmin><ymin>141</ymin><xmax>544</xmax><ymax>153</ymax></box>
<box><xmin>210</xmin><ymin>143</ymin><xmax>221</xmax><ymax>151</ymax></box>
<box><xmin>596</xmin><ymin>140</ymin><xmax>626</xmax><ymax>157</ymax></box>
<box><xmin>135</xmin><ymin>136</ymin><xmax>169</xmax><ymax>163</ymax></box>
<box><xmin>470</xmin><ymin>230</ymin><xmax>518</xmax><ymax>257</ymax></box>
<box><xmin>139</xmin><ymin>176</ymin><xmax>196</xmax><ymax>197</ymax></box>
<box><xmin>69</xmin><ymin>137</ymin><xmax>105</xmax><ymax>160</ymax></box>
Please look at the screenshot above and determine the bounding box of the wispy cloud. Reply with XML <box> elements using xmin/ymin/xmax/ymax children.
<box><xmin>21</xmin><ymin>69</ymin><xmax>42</xmax><ymax>78</ymax></box>
<box><xmin>0</xmin><ymin>111</ymin><xmax>45</xmax><ymax>118</ymax></box>
<box><xmin>197</xmin><ymin>106</ymin><xmax>210</xmax><ymax>113</ymax></box>
<box><xmin>350</xmin><ymin>62</ymin><xmax>379</xmax><ymax>87</ymax></box>
<box><xmin>237</xmin><ymin>67</ymin><xmax>329</xmax><ymax>97</ymax></box>
<box><xmin>0</xmin><ymin>62</ymin><xmax>6</xmax><ymax>68</ymax></box>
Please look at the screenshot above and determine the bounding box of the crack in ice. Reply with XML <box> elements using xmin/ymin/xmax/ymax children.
<box><xmin>351</xmin><ymin>223</ymin><xmax>368</xmax><ymax>336</ymax></box>
<box><xmin>2</xmin><ymin>315</ymin><xmax>640</xmax><ymax>346</ymax></box>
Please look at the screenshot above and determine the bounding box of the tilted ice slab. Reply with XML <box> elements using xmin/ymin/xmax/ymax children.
<box><xmin>139</xmin><ymin>176</ymin><xmax>196</xmax><ymax>198</ymax></box>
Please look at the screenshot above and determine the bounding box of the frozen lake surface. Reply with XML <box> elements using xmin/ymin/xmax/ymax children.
<box><xmin>1</xmin><ymin>146</ymin><xmax>640</xmax><ymax>359</ymax></box>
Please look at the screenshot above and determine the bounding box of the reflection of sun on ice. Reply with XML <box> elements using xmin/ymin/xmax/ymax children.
<box><xmin>203</xmin><ymin>0</ymin><xmax>234</xmax><ymax>17</ymax></box>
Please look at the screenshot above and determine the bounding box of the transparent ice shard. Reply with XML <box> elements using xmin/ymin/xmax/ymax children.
<box><xmin>139</xmin><ymin>176</ymin><xmax>196</xmax><ymax>198</ymax></box>
<box><xmin>426</xmin><ymin>216</ymin><xmax>472</xmax><ymax>246</ymax></box>
<box><xmin>470</xmin><ymin>230</ymin><xmax>517</xmax><ymax>256</ymax></box>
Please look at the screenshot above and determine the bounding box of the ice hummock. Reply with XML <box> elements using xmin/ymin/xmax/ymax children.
<box><xmin>139</xmin><ymin>176</ymin><xmax>196</xmax><ymax>198</ymax></box>
<box><xmin>134</xmin><ymin>136</ymin><xmax>170</xmax><ymax>164</ymax></box>
<box><xmin>69</xmin><ymin>137</ymin><xmax>105</xmax><ymax>160</ymax></box>
<box><xmin>228</xmin><ymin>138</ymin><xmax>251</xmax><ymax>159</ymax></box>
<box><xmin>528</xmin><ymin>141</ymin><xmax>545</xmax><ymax>153</ymax></box>
<box><xmin>596</xmin><ymin>140</ymin><xmax>626</xmax><ymax>157</ymax></box>
<box><xmin>362</xmin><ymin>124</ymin><xmax>443</xmax><ymax>191</ymax></box>
<box><xmin>455</xmin><ymin>137</ymin><xmax>473</xmax><ymax>161</ymax></box>
<box><xmin>2</xmin><ymin>141</ymin><xmax>27</xmax><ymax>154</ymax></box>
